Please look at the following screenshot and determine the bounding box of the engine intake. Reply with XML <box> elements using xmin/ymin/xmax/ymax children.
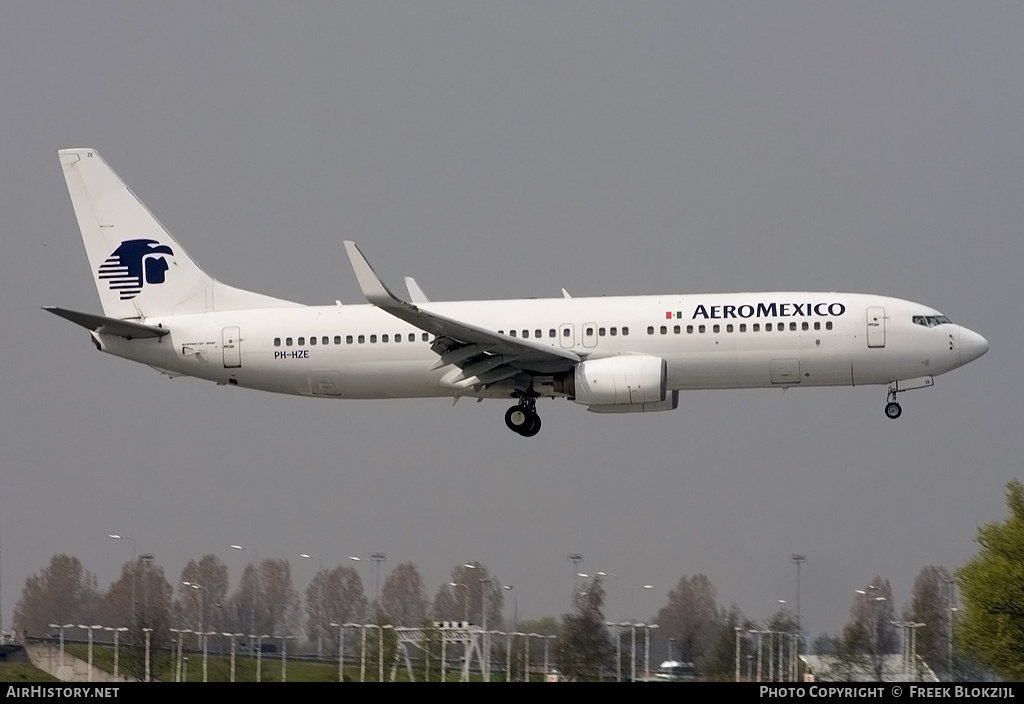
<box><xmin>557</xmin><ymin>355</ymin><xmax>667</xmax><ymax>406</ymax></box>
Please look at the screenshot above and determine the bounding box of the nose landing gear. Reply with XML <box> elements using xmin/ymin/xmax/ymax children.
<box><xmin>505</xmin><ymin>398</ymin><xmax>541</xmax><ymax>437</ymax></box>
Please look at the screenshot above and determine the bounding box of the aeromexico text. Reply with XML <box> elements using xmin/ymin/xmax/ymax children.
<box><xmin>690</xmin><ymin>302</ymin><xmax>848</xmax><ymax>320</ymax></box>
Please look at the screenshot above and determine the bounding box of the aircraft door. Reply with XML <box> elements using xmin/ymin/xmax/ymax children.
<box><xmin>582</xmin><ymin>322</ymin><xmax>598</xmax><ymax>348</ymax></box>
<box><xmin>866</xmin><ymin>307</ymin><xmax>886</xmax><ymax>348</ymax></box>
<box><xmin>559</xmin><ymin>323</ymin><xmax>575</xmax><ymax>349</ymax></box>
<box><xmin>222</xmin><ymin>326</ymin><xmax>241</xmax><ymax>368</ymax></box>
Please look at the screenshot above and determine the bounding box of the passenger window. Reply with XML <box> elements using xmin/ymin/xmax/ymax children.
<box><xmin>422</xmin><ymin>333</ymin><xmax>429</xmax><ymax>342</ymax></box>
<box><xmin>814</xmin><ymin>322</ymin><xmax>820</xmax><ymax>331</ymax></box>
<box><xmin>562</xmin><ymin>328</ymin><xmax>570</xmax><ymax>337</ymax></box>
<box><xmin>370</xmin><ymin>335</ymin><xmax>377</xmax><ymax>343</ymax></box>
<box><xmin>622</xmin><ymin>327</ymin><xmax>628</xmax><ymax>335</ymax></box>
<box><xmin>726</xmin><ymin>324</ymin><xmax>733</xmax><ymax>333</ymax></box>
<box><xmin>713</xmin><ymin>324</ymin><xmax>720</xmax><ymax>333</ymax></box>
<box><xmin>395</xmin><ymin>333</ymin><xmax>401</xmax><ymax>343</ymax></box>
<box><xmin>599</xmin><ymin>328</ymin><xmax>606</xmax><ymax>336</ymax></box>
<box><xmin>699</xmin><ymin>325</ymin><xmax>706</xmax><ymax>333</ymax></box>
<box><xmin>334</xmin><ymin>336</ymin><xmax>341</xmax><ymax>345</ymax></box>
<box><xmin>358</xmin><ymin>335</ymin><xmax>365</xmax><ymax>344</ymax></box>
<box><xmin>739</xmin><ymin>324</ymin><xmax>746</xmax><ymax>332</ymax></box>
<box><xmin>790</xmin><ymin>322</ymin><xmax>797</xmax><ymax>331</ymax></box>
<box><xmin>674</xmin><ymin>325</ymin><xmax>680</xmax><ymax>334</ymax></box>
<box><xmin>382</xmin><ymin>334</ymin><xmax>389</xmax><ymax>343</ymax></box>
<box><xmin>610</xmin><ymin>327</ymin><xmax>617</xmax><ymax>336</ymax></box>
<box><xmin>346</xmin><ymin>335</ymin><xmax>353</xmax><ymax>344</ymax></box>
<box><xmin>310</xmin><ymin>336</ymin><xmax>317</xmax><ymax>346</ymax></box>
<box><xmin>825</xmin><ymin>322</ymin><xmax>833</xmax><ymax>331</ymax></box>
<box><xmin>522</xmin><ymin>330</ymin><xmax>529</xmax><ymax>338</ymax></box>
<box><xmin>550</xmin><ymin>329</ymin><xmax>557</xmax><ymax>338</ymax></box>
<box><xmin>660</xmin><ymin>326</ymin><xmax>667</xmax><ymax>335</ymax></box>
<box><xmin>586</xmin><ymin>327</ymin><xmax>594</xmax><ymax>336</ymax></box>
<box><xmin>298</xmin><ymin>337</ymin><xmax>305</xmax><ymax>345</ymax></box>
<box><xmin>323</xmin><ymin>336</ymin><xmax>329</xmax><ymax>345</ymax></box>
<box><xmin>510</xmin><ymin>330</ymin><xmax>517</xmax><ymax>337</ymax></box>
<box><xmin>753</xmin><ymin>323</ymin><xmax>760</xmax><ymax>332</ymax></box>
<box><xmin>647</xmin><ymin>326</ymin><xmax>655</xmax><ymax>335</ymax></box>
<box><xmin>802</xmin><ymin>322</ymin><xmax>808</xmax><ymax>331</ymax></box>
<box><xmin>687</xmin><ymin>325</ymin><xmax>693</xmax><ymax>334</ymax></box>
<box><xmin>274</xmin><ymin>338</ymin><xmax>281</xmax><ymax>347</ymax></box>
<box><xmin>766</xmin><ymin>323</ymin><xmax>773</xmax><ymax>331</ymax></box>
<box><xmin>409</xmin><ymin>334</ymin><xmax>415</xmax><ymax>342</ymax></box>
<box><xmin>535</xmin><ymin>330</ymin><xmax>542</xmax><ymax>338</ymax></box>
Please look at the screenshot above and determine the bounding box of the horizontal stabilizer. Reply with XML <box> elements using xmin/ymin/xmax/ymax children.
<box><xmin>43</xmin><ymin>306</ymin><xmax>169</xmax><ymax>339</ymax></box>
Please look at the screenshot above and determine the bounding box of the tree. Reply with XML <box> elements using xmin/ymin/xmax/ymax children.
<box><xmin>557</xmin><ymin>575</ymin><xmax>612</xmax><ymax>680</ymax></box>
<box><xmin>227</xmin><ymin>557</ymin><xmax>301</xmax><ymax>639</ymax></box>
<box><xmin>904</xmin><ymin>565</ymin><xmax>953</xmax><ymax>675</ymax></box>
<box><xmin>957</xmin><ymin>478</ymin><xmax>1024</xmax><ymax>680</ymax></box>
<box><xmin>98</xmin><ymin>558</ymin><xmax>173</xmax><ymax>682</ymax></box>
<box><xmin>655</xmin><ymin>574</ymin><xmax>722</xmax><ymax>665</ymax></box>
<box><xmin>304</xmin><ymin>564</ymin><xmax>368</xmax><ymax>656</ymax></box>
<box><xmin>379</xmin><ymin>561</ymin><xmax>428</xmax><ymax>626</ymax></box>
<box><xmin>12</xmin><ymin>554</ymin><xmax>99</xmax><ymax>637</ymax></box>
<box><xmin>698</xmin><ymin>605</ymin><xmax>756</xmax><ymax>681</ymax></box>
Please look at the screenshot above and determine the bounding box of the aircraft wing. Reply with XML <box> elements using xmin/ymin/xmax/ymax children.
<box><xmin>344</xmin><ymin>242</ymin><xmax>580</xmax><ymax>388</ymax></box>
<box><xmin>43</xmin><ymin>306</ymin><xmax>169</xmax><ymax>339</ymax></box>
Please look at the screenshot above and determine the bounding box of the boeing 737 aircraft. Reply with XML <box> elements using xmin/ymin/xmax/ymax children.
<box><xmin>46</xmin><ymin>149</ymin><xmax>988</xmax><ymax>436</ymax></box>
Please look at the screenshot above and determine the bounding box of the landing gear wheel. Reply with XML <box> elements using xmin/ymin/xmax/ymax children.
<box><xmin>520</xmin><ymin>414</ymin><xmax>542</xmax><ymax>437</ymax></box>
<box><xmin>885</xmin><ymin>402</ymin><xmax>902</xmax><ymax>419</ymax></box>
<box><xmin>505</xmin><ymin>404</ymin><xmax>542</xmax><ymax>436</ymax></box>
<box><xmin>505</xmin><ymin>406</ymin><xmax>531</xmax><ymax>433</ymax></box>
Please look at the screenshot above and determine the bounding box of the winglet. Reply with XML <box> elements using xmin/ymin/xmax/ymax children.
<box><xmin>343</xmin><ymin>241</ymin><xmax>407</xmax><ymax>309</ymax></box>
<box><xmin>405</xmin><ymin>277</ymin><xmax>430</xmax><ymax>303</ymax></box>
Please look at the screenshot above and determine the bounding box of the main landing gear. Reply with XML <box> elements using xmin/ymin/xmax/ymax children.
<box><xmin>884</xmin><ymin>385</ymin><xmax>902</xmax><ymax>419</ymax></box>
<box><xmin>505</xmin><ymin>397</ymin><xmax>542</xmax><ymax>437</ymax></box>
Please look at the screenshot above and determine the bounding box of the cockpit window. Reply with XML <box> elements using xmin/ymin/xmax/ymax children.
<box><xmin>913</xmin><ymin>315</ymin><xmax>952</xmax><ymax>328</ymax></box>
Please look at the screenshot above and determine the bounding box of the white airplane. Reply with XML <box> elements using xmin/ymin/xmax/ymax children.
<box><xmin>46</xmin><ymin>148</ymin><xmax>989</xmax><ymax>436</ymax></box>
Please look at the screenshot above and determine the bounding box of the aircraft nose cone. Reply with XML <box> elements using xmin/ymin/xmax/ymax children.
<box><xmin>959</xmin><ymin>326</ymin><xmax>989</xmax><ymax>365</ymax></box>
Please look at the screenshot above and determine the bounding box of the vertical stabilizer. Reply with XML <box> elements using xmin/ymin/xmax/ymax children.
<box><xmin>59</xmin><ymin>149</ymin><xmax>300</xmax><ymax>319</ymax></box>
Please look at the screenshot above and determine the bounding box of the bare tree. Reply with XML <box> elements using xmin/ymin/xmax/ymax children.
<box><xmin>847</xmin><ymin>577</ymin><xmax>898</xmax><ymax>679</ymax></box>
<box><xmin>379</xmin><ymin>561</ymin><xmax>428</xmax><ymax>627</ymax></box>
<box><xmin>12</xmin><ymin>554</ymin><xmax>99</xmax><ymax>637</ymax></box>
<box><xmin>655</xmin><ymin>574</ymin><xmax>722</xmax><ymax>664</ymax></box>
<box><xmin>904</xmin><ymin>565</ymin><xmax>953</xmax><ymax>675</ymax></box>
<box><xmin>304</xmin><ymin>564</ymin><xmax>367</xmax><ymax>653</ymax></box>
<box><xmin>227</xmin><ymin>558</ymin><xmax>301</xmax><ymax>639</ymax></box>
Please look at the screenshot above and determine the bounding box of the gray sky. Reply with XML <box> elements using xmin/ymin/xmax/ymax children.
<box><xmin>2</xmin><ymin>2</ymin><xmax>1022</xmax><ymax>639</ymax></box>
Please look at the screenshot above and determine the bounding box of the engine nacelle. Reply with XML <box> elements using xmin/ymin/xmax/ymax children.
<box><xmin>567</xmin><ymin>355</ymin><xmax>667</xmax><ymax>406</ymax></box>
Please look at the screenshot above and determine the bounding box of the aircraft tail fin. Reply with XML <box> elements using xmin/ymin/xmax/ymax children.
<box><xmin>58</xmin><ymin>149</ymin><xmax>301</xmax><ymax>319</ymax></box>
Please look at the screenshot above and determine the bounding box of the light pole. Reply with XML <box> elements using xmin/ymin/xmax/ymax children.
<box><xmin>790</xmin><ymin>555</ymin><xmax>806</xmax><ymax>634</ymax></box>
<box><xmin>330</xmin><ymin>622</ymin><xmax>350</xmax><ymax>682</ymax></box>
<box><xmin>182</xmin><ymin>581</ymin><xmax>204</xmax><ymax>647</ymax></box>
<box><xmin>78</xmin><ymin>624</ymin><xmax>102</xmax><ymax>682</ymax></box>
<box><xmin>223</xmin><ymin>631</ymin><xmax>243</xmax><ymax>682</ymax></box>
<box><xmin>142</xmin><ymin>627</ymin><xmax>153</xmax><ymax>682</ymax></box>
<box><xmin>108</xmin><ymin>534</ymin><xmax>137</xmax><ymax>625</ymax></box>
<box><xmin>230</xmin><ymin>544</ymin><xmax>258</xmax><ymax>644</ymax></box>
<box><xmin>370</xmin><ymin>552</ymin><xmax>386</xmax><ymax>611</ymax></box>
<box><xmin>300</xmin><ymin>553</ymin><xmax>324</xmax><ymax>659</ymax></box>
<box><xmin>503</xmin><ymin>585</ymin><xmax>517</xmax><ymax>632</ymax></box>
<box><xmin>568</xmin><ymin>553</ymin><xmax>583</xmax><ymax>599</ymax></box>
<box><xmin>280</xmin><ymin>635</ymin><xmax>297</xmax><ymax>682</ymax></box>
<box><xmin>48</xmin><ymin>623</ymin><xmax>73</xmax><ymax>677</ymax></box>
<box><xmin>631</xmin><ymin>584</ymin><xmax>654</xmax><ymax>623</ymax></box>
<box><xmin>449</xmin><ymin>582</ymin><xmax>468</xmax><ymax>623</ymax></box>
<box><xmin>104</xmin><ymin>627</ymin><xmax>128</xmax><ymax>680</ymax></box>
